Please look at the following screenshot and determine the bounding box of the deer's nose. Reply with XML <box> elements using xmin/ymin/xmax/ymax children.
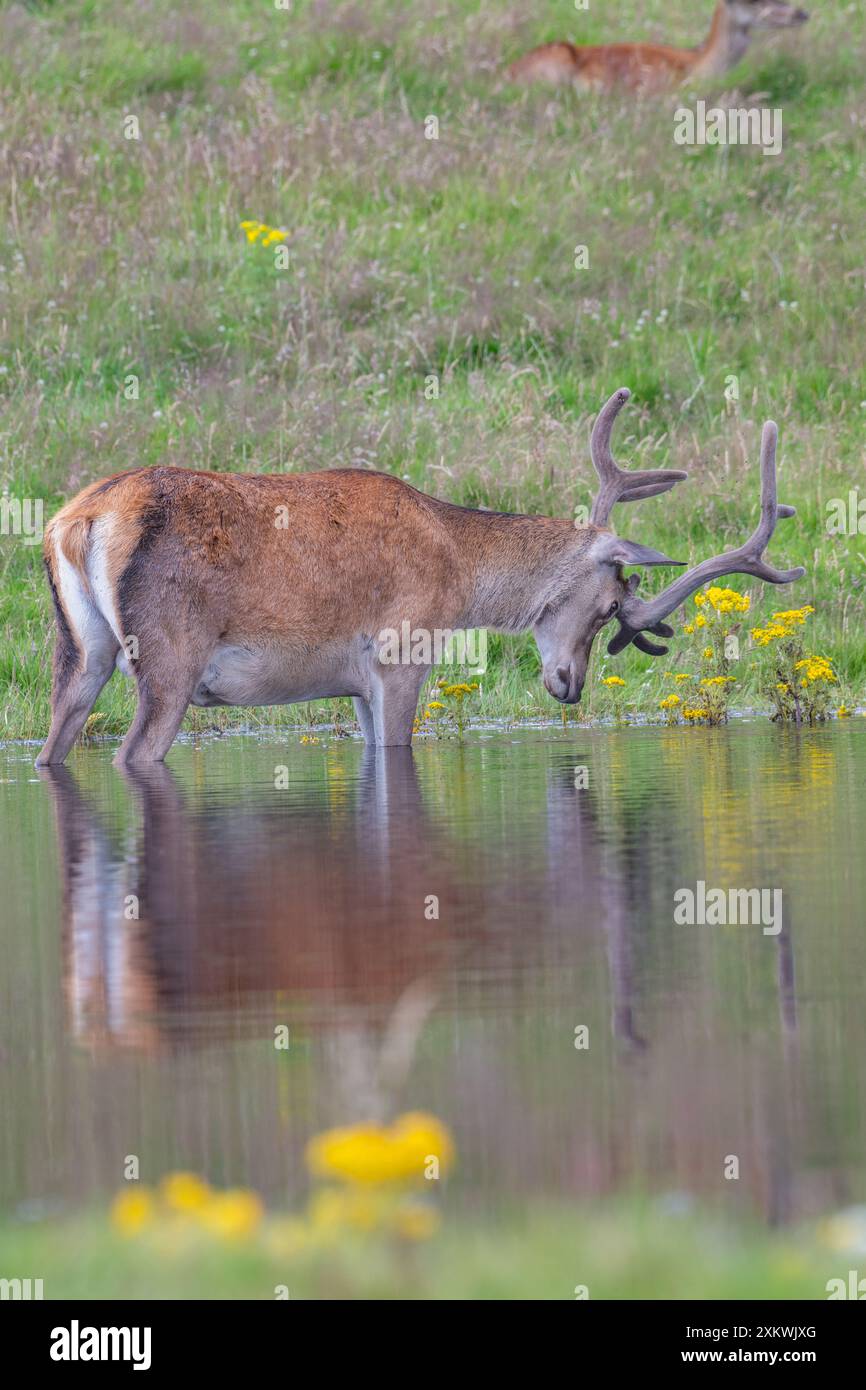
<box><xmin>545</xmin><ymin>664</ymin><xmax>583</xmax><ymax>704</ymax></box>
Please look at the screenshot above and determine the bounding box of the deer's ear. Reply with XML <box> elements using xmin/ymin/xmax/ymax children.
<box><xmin>592</xmin><ymin>535</ymin><xmax>685</xmax><ymax>568</ymax></box>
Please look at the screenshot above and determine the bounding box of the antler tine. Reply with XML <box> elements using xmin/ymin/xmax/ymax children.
<box><xmin>608</xmin><ymin>420</ymin><xmax>805</xmax><ymax>655</ymax></box>
<box><xmin>589</xmin><ymin>388</ymin><xmax>689</xmax><ymax>527</ymax></box>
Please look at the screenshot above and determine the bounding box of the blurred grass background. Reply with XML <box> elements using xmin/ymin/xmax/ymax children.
<box><xmin>0</xmin><ymin>0</ymin><xmax>864</xmax><ymax>739</ymax></box>
<box><xmin>0</xmin><ymin>1199</ymin><xmax>851</xmax><ymax>1299</ymax></box>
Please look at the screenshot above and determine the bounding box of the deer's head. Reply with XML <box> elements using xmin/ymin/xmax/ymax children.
<box><xmin>533</xmin><ymin>388</ymin><xmax>804</xmax><ymax>705</ymax></box>
<box><xmin>724</xmin><ymin>0</ymin><xmax>809</xmax><ymax>30</ymax></box>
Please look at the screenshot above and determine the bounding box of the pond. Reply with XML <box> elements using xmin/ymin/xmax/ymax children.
<box><xmin>1</xmin><ymin>721</ymin><xmax>864</xmax><ymax>1230</ymax></box>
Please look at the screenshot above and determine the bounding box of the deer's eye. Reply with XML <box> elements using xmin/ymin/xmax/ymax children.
<box><xmin>605</xmin><ymin>600</ymin><xmax>620</xmax><ymax>619</ymax></box>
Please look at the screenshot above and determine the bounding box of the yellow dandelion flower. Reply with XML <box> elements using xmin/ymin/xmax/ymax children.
<box><xmin>601</xmin><ymin>676</ymin><xmax>626</xmax><ymax>687</ymax></box>
<box><xmin>702</xmin><ymin>647</ymin><xmax>713</xmax><ymax>660</ymax></box>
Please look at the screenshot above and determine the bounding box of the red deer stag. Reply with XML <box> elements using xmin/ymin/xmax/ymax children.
<box><xmin>508</xmin><ymin>1</ymin><xmax>808</xmax><ymax>93</ymax></box>
<box><xmin>38</xmin><ymin>388</ymin><xmax>803</xmax><ymax>765</ymax></box>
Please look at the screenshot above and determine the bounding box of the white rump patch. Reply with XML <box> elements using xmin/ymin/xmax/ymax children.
<box><xmin>53</xmin><ymin>517</ymin><xmax>121</xmax><ymax>670</ymax></box>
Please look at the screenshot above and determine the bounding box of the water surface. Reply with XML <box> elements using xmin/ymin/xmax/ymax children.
<box><xmin>1</xmin><ymin>722</ymin><xmax>864</xmax><ymax>1227</ymax></box>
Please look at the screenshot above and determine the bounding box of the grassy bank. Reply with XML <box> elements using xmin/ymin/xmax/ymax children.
<box><xmin>1</xmin><ymin>0</ymin><xmax>864</xmax><ymax>740</ymax></box>
<box><xmin>0</xmin><ymin>1197</ymin><xmax>853</xmax><ymax>1300</ymax></box>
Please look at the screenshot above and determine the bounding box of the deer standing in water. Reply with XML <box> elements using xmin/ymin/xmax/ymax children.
<box><xmin>508</xmin><ymin>1</ymin><xmax>809</xmax><ymax>93</ymax></box>
<box><xmin>38</xmin><ymin>387</ymin><xmax>803</xmax><ymax>765</ymax></box>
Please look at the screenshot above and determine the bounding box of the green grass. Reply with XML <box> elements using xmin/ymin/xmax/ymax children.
<box><xmin>0</xmin><ymin>1198</ymin><xmax>850</xmax><ymax>1300</ymax></box>
<box><xmin>1</xmin><ymin>0</ymin><xmax>864</xmax><ymax>741</ymax></box>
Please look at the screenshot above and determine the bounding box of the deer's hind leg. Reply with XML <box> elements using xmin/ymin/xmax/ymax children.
<box><xmin>114</xmin><ymin>629</ymin><xmax>215</xmax><ymax>766</ymax></box>
<box><xmin>36</xmin><ymin>561</ymin><xmax>119</xmax><ymax>766</ymax></box>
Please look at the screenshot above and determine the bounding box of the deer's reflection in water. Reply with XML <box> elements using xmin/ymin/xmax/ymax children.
<box><xmin>31</xmin><ymin>736</ymin><xmax>825</xmax><ymax>1217</ymax></box>
<box><xmin>39</xmin><ymin>749</ymin><xmax>641</xmax><ymax>1058</ymax></box>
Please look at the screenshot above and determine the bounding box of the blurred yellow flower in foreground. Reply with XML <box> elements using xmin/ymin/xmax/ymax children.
<box><xmin>110</xmin><ymin>1117</ymin><xmax>454</xmax><ymax>1254</ymax></box>
<box><xmin>112</xmin><ymin>1172</ymin><xmax>262</xmax><ymax>1242</ymax></box>
<box><xmin>394</xmin><ymin>1200</ymin><xmax>441</xmax><ymax>1241</ymax></box>
<box><xmin>160</xmin><ymin>1171</ymin><xmax>211</xmax><ymax>1213</ymax></box>
<box><xmin>306</xmin><ymin>1111</ymin><xmax>455</xmax><ymax>1186</ymax></box>
<box><xmin>111</xmin><ymin>1187</ymin><xmax>156</xmax><ymax>1235</ymax></box>
<box><xmin>200</xmin><ymin>1189</ymin><xmax>263</xmax><ymax>1240</ymax></box>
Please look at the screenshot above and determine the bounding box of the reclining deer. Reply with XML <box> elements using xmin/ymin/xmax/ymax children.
<box><xmin>38</xmin><ymin>388</ymin><xmax>803</xmax><ymax>766</ymax></box>
<box><xmin>508</xmin><ymin>0</ymin><xmax>809</xmax><ymax>94</ymax></box>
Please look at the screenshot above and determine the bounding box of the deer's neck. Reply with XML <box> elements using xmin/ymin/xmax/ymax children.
<box><xmin>445</xmin><ymin>507</ymin><xmax>588</xmax><ymax>633</ymax></box>
<box><xmin>692</xmin><ymin>2</ymin><xmax>753</xmax><ymax>77</ymax></box>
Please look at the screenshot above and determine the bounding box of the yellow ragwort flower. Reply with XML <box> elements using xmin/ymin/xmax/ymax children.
<box><xmin>240</xmin><ymin>219</ymin><xmax>287</xmax><ymax>246</ymax></box>
<box><xmin>306</xmin><ymin>1112</ymin><xmax>455</xmax><ymax>1187</ymax></box>
<box><xmin>393</xmin><ymin>1201</ymin><xmax>441</xmax><ymax>1241</ymax></box>
<box><xmin>772</xmin><ymin>606</ymin><xmax>814</xmax><ymax>625</ymax></box>
<box><xmin>160</xmin><ymin>1172</ymin><xmax>212</xmax><ymax>1214</ymax></box>
<box><xmin>111</xmin><ymin>1187</ymin><xmax>156</xmax><ymax>1236</ymax></box>
<box><xmin>705</xmin><ymin>586</ymin><xmax>750</xmax><ymax>615</ymax></box>
<box><xmin>200</xmin><ymin>1189</ymin><xmax>264</xmax><ymax>1240</ymax></box>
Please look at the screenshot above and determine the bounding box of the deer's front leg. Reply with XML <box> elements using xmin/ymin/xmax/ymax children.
<box><xmin>369</xmin><ymin>665</ymin><xmax>430</xmax><ymax>746</ymax></box>
<box><xmin>352</xmin><ymin>696</ymin><xmax>376</xmax><ymax>745</ymax></box>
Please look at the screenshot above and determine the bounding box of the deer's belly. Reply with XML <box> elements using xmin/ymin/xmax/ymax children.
<box><xmin>190</xmin><ymin>642</ymin><xmax>365</xmax><ymax>708</ymax></box>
